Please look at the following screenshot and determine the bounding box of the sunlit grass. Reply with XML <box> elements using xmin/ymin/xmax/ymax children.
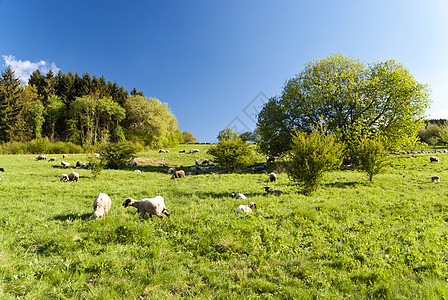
<box><xmin>0</xmin><ymin>145</ymin><xmax>448</xmax><ymax>298</ymax></box>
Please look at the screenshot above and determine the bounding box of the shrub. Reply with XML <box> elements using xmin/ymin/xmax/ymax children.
<box><xmin>287</xmin><ymin>129</ymin><xmax>345</xmax><ymax>193</ymax></box>
<box><xmin>207</xmin><ymin>136</ymin><xmax>257</xmax><ymax>173</ymax></box>
<box><xmin>356</xmin><ymin>137</ymin><xmax>389</xmax><ymax>182</ymax></box>
<box><xmin>100</xmin><ymin>141</ymin><xmax>137</xmax><ymax>169</ymax></box>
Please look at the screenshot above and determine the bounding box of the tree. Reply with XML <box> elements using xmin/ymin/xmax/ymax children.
<box><xmin>28</xmin><ymin>102</ymin><xmax>45</xmax><ymax>139</ymax></box>
<box><xmin>207</xmin><ymin>128</ymin><xmax>257</xmax><ymax>173</ymax></box>
<box><xmin>287</xmin><ymin>128</ymin><xmax>345</xmax><ymax>194</ymax></box>
<box><xmin>240</xmin><ymin>131</ymin><xmax>258</xmax><ymax>143</ymax></box>
<box><xmin>46</xmin><ymin>95</ymin><xmax>65</xmax><ymax>142</ymax></box>
<box><xmin>356</xmin><ymin>137</ymin><xmax>389</xmax><ymax>182</ymax></box>
<box><xmin>257</xmin><ymin>54</ymin><xmax>431</xmax><ymax>156</ymax></box>
<box><xmin>217</xmin><ymin>127</ymin><xmax>239</xmax><ymax>142</ymax></box>
<box><xmin>123</xmin><ymin>95</ymin><xmax>182</xmax><ymax>148</ymax></box>
<box><xmin>182</xmin><ymin>131</ymin><xmax>196</xmax><ymax>143</ymax></box>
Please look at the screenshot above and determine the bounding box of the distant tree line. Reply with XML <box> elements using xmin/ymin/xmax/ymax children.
<box><xmin>0</xmin><ymin>67</ymin><xmax>183</xmax><ymax>149</ymax></box>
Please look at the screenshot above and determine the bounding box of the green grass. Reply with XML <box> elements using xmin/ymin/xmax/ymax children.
<box><xmin>1</xmin><ymin>145</ymin><xmax>448</xmax><ymax>299</ymax></box>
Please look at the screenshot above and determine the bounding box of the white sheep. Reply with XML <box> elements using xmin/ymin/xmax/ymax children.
<box><xmin>68</xmin><ymin>172</ymin><xmax>79</xmax><ymax>182</ymax></box>
<box><xmin>229</xmin><ymin>192</ymin><xmax>246</xmax><ymax>200</ymax></box>
<box><xmin>75</xmin><ymin>161</ymin><xmax>82</xmax><ymax>168</ymax></box>
<box><xmin>61</xmin><ymin>161</ymin><xmax>70</xmax><ymax>168</ymax></box>
<box><xmin>179</xmin><ymin>150</ymin><xmax>186</xmax><ymax>153</ymax></box>
<box><xmin>93</xmin><ymin>193</ymin><xmax>112</xmax><ymax>219</ymax></box>
<box><xmin>122</xmin><ymin>196</ymin><xmax>170</xmax><ymax>219</ymax></box>
<box><xmin>432</xmin><ymin>176</ymin><xmax>440</xmax><ymax>183</ymax></box>
<box><xmin>189</xmin><ymin>149</ymin><xmax>200</xmax><ymax>154</ymax></box>
<box><xmin>167</xmin><ymin>167</ymin><xmax>176</xmax><ymax>174</ymax></box>
<box><xmin>430</xmin><ymin>156</ymin><xmax>440</xmax><ymax>163</ymax></box>
<box><xmin>159</xmin><ymin>149</ymin><xmax>167</xmax><ymax>153</ymax></box>
<box><xmin>171</xmin><ymin>170</ymin><xmax>185</xmax><ymax>179</ymax></box>
<box><xmin>134</xmin><ymin>169</ymin><xmax>142</xmax><ymax>173</ymax></box>
<box><xmin>48</xmin><ymin>157</ymin><xmax>57</xmax><ymax>162</ymax></box>
<box><xmin>62</xmin><ymin>154</ymin><xmax>68</xmax><ymax>158</ymax></box>
<box><xmin>60</xmin><ymin>174</ymin><xmax>69</xmax><ymax>182</ymax></box>
<box><xmin>201</xmin><ymin>159</ymin><xmax>211</xmax><ymax>165</ymax></box>
<box><xmin>236</xmin><ymin>202</ymin><xmax>256</xmax><ymax>213</ymax></box>
<box><xmin>269</xmin><ymin>172</ymin><xmax>277</xmax><ymax>182</ymax></box>
<box><xmin>36</xmin><ymin>155</ymin><xmax>47</xmax><ymax>161</ymax></box>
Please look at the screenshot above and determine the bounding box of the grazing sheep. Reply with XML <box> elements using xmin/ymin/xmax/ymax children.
<box><xmin>159</xmin><ymin>149</ymin><xmax>167</xmax><ymax>153</ymax></box>
<box><xmin>131</xmin><ymin>161</ymin><xmax>137</xmax><ymax>167</ymax></box>
<box><xmin>68</xmin><ymin>172</ymin><xmax>79</xmax><ymax>182</ymax></box>
<box><xmin>75</xmin><ymin>161</ymin><xmax>82</xmax><ymax>168</ymax></box>
<box><xmin>167</xmin><ymin>167</ymin><xmax>176</xmax><ymax>174</ymax></box>
<box><xmin>36</xmin><ymin>155</ymin><xmax>47</xmax><ymax>161</ymax></box>
<box><xmin>122</xmin><ymin>196</ymin><xmax>170</xmax><ymax>219</ymax></box>
<box><xmin>62</xmin><ymin>154</ymin><xmax>68</xmax><ymax>158</ymax></box>
<box><xmin>201</xmin><ymin>159</ymin><xmax>211</xmax><ymax>165</ymax></box>
<box><xmin>179</xmin><ymin>150</ymin><xmax>186</xmax><ymax>153</ymax></box>
<box><xmin>171</xmin><ymin>170</ymin><xmax>185</xmax><ymax>179</ymax></box>
<box><xmin>432</xmin><ymin>176</ymin><xmax>440</xmax><ymax>183</ymax></box>
<box><xmin>264</xmin><ymin>186</ymin><xmax>284</xmax><ymax>195</ymax></box>
<box><xmin>94</xmin><ymin>153</ymin><xmax>101</xmax><ymax>158</ymax></box>
<box><xmin>236</xmin><ymin>202</ymin><xmax>256</xmax><ymax>213</ymax></box>
<box><xmin>189</xmin><ymin>149</ymin><xmax>200</xmax><ymax>154</ymax></box>
<box><xmin>269</xmin><ymin>172</ymin><xmax>277</xmax><ymax>182</ymax></box>
<box><xmin>60</xmin><ymin>174</ymin><xmax>69</xmax><ymax>182</ymax></box>
<box><xmin>0</xmin><ymin>168</ymin><xmax>4</xmax><ymax>172</ymax></box>
<box><xmin>61</xmin><ymin>161</ymin><xmax>70</xmax><ymax>168</ymax></box>
<box><xmin>430</xmin><ymin>156</ymin><xmax>440</xmax><ymax>163</ymax></box>
<box><xmin>48</xmin><ymin>157</ymin><xmax>57</xmax><ymax>162</ymax></box>
<box><xmin>195</xmin><ymin>159</ymin><xmax>200</xmax><ymax>167</ymax></box>
<box><xmin>93</xmin><ymin>193</ymin><xmax>112</xmax><ymax>219</ymax></box>
<box><xmin>229</xmin><ymin>192</ymin><xmax>246</xmax><ymax>200</ymax></box>
<box><xmin>134</xmin><ymin>169</ymin><xmax>142</xmax><ymax>173</ymax></box>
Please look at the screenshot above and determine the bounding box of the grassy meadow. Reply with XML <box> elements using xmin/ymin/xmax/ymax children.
<box><xmin>1</xmin><ymin>144</ymin><xmax>448</xmax><ymax>299</ymax></box>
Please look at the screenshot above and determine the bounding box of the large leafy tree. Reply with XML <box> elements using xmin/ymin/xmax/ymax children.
<box><xmin>257</xmin><ymin>54</ymin><xmax>431</xmax><ymax>156</ymax></box>
<box><xmin>123</xmin><ymin>95</ymin><xmax>182</xmax><ymax>148</ymax></box>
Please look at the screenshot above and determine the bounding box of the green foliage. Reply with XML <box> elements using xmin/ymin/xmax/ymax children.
<box><xmin>287</xmin><ymin>129</ymin><xmax>345</xmax><ymax>193</ymax></box>
<box><xmin>182</xmin><ymin>130</ymin><xmax>195</xmax><ymax>143</ymax></box>
<box><xmin>100</xmin><ymin>141</ymin><xmax>137</xmax><ymax>169</ymax></box>
<box><xmin>207</xmin><ymin>133</ymin><xmax>257</xmax><ymax>172</ymax></box>
<box><xmin>217</xmin><ymin>127</ymin><xmax>239</xmax><ymax>142</ymax></box>
<box><xmin>356</xmin><ymin>137</ymin><xmax>389</xmax><ymax>182</ymax></box>
<box><xmin>257</xmin><ymin>53</ymin><xmax>432</xmax><ymax>155</ymax></box>
<box><xmin>91</xmin><ymin>155</ymin><xmax>106</xmax><ymax>179</ymax></box>
<box><xmin>28</xmin><ymin>102</ymin><xmax>45</xmax><ymax>139</ymax></box>
<box><xmin>123</xmin><ymin>95</ymin><xmax>181</xmax><ymax>149</ymax></box>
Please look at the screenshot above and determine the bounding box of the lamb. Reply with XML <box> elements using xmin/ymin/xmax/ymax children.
<box><xmin>229</xmin><ymin>192</ymin><xmax>246</xmax><ymax>200</ymax></box>
<box><xmin>60</xmin><ymin>174</ymin><xmax>69</xmax><ymax>182</ymax></box>
<box><xmin>189</xmin><ymin>149</ymin><xmax>200</xmax><ymax>154</ymax></box>
<box><xmin>269</xmin><ymin>172</ymin><xmax>277</xmax><ymax>182</ymax></box>
<box><xmin>236</xmin><ymin>202</ymin><xmax>256</xmax><ymax>213</ymax></box>
<box><xmin>432</xmin><ymin>176</ymin><xmax>440</xmax><ymax>183</ymax></box>
<box><xmin>93</xmin><ymin>193</ymin><xmax>112</xmax><ymax>219</ymax></box>
<box><xmin>264</xmin><ymin>186</ymin><xmax>284</xmax><ymax>195</ymax></box>
<box><xmin>62</xmin><ymin>154</ymin><xmax>68</xmax><ymax>158</ymax></box>
<box><xmin>171</xmin><ymin>170</ymin><xmax>185</xmax><ymax>179</ymax></box>
<box><xmin>61</xmin><ymin>161</ymin><xmax>70</xmax><ymax>168</ymax></box>
<box><xmin>68</xmin><ymin>172</ymin><xmax>79</xmax><ymax>182</ymax></box>
<box><xmin>122</xmin><ymin>196</ymin><xmax>170</xmax><ymax>219</ymax></box>
<box><xmin>48</xmin><ymin>157</ymin><xmax>57</xmax><ymax>162</ymax></box>
<box><xmin>430</xmin><ymin>156</ymin><xmax>440</xmax><ymax>163</ymax></box>
<box><xmin>36</xmin><ymin>155</ymin><xmax>47</xmax><ymax>161</ymax></box>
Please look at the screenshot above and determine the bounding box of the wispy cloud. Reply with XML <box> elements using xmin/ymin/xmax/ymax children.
<box><xmin>2</xmin><ymin>55</ymin><xmax>60</xmax><ymax>83</ymax></box>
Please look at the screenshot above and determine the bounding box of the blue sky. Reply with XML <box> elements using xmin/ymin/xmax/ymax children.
<box><xmin>1</xmin><ymin>0</ymin><xmax>447</xmax><ymax>142</ymax></box>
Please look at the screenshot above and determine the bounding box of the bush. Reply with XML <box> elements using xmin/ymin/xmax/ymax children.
<box><xmin>287</xmin><ymin>129</ymin><xmax>345</xmax><ymax>193</ymax></box>
<box><xmin>356</xmin><ymin>137</ymin><xmax>389</xmax><ymax>182</ymax></box>
<box><xmin>207</xmin><ymin>136</ymin><xmax>257</xmax><ymax>173</ymax></box>
<box><xmin>100</xmin><ymin>141</ymin><xmax>137</xmax><ymax>169</ymax></box>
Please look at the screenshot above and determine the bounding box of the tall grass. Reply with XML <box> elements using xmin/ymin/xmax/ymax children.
<box><xmin>0</xmin><ymin>145</ymin><xmax>447</xmax><ymax>298</ymax></box>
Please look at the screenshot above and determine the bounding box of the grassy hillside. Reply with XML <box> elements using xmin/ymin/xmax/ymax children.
<box><xmin>0</xmin><ymin>145</ymin><xmax>448</xmax><ymax>299</ymax></box>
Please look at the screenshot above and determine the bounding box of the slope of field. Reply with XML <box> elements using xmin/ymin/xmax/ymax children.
<box><xmin>0</xmin><ymin>145</ymin><xmax>447</xmax><ymax>299</ymax></box>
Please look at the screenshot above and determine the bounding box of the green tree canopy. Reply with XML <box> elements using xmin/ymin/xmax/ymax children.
<box><xmin>257</xmin><ymin>54</ymin><xmax>431</xmax><ymax>156</ymax></box>
<box><xmin>182</xmin><ymin>131</ymin><xmax>196</xmax><ymax>143</ymax></box>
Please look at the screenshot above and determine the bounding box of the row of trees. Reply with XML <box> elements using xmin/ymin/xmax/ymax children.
<box><xmin>0</xmin><ymin>67</ymin><xmax>187</xmax><ymax>149</ymax></box>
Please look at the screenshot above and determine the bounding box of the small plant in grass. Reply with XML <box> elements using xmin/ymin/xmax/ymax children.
<box><xmin>100</xmin><ymin>141</ymin><xmax>137</xmax><ymax>169</ymax></box>
<box><xmin>207</xmin><ymin>128</ymin><xmax>257</xmax><ymax>173</ymax></box>
<box><xmin>287</xmin><ymin>128</ymin><xmax>345</xmax><ymax>194</ymax></box>
<box><xmin>356</xmin><ymin>137</ymin><xmax>389</xmax><ymax>182</ymax></box>
<box><xmin>91</xmin><ymin>156</ymin><xmax>107</xmax><ymax>179</ymax></box>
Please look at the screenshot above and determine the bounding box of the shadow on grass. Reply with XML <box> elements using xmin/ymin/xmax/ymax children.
<box><xmin>324</xmin><ymin>181</ymin><xmax>365</xmax><ymax>189</ymax></box>
<box><xmin>53</xmin><ymin>212</ymin><xmax>92</xmax><ymax>221</ymax></box>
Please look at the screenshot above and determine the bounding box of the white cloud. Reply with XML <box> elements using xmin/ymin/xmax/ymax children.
<box><xmin>2</xmin><ymin>55</ymin><xmax>60</xmax><ymax>83</ymax></box>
